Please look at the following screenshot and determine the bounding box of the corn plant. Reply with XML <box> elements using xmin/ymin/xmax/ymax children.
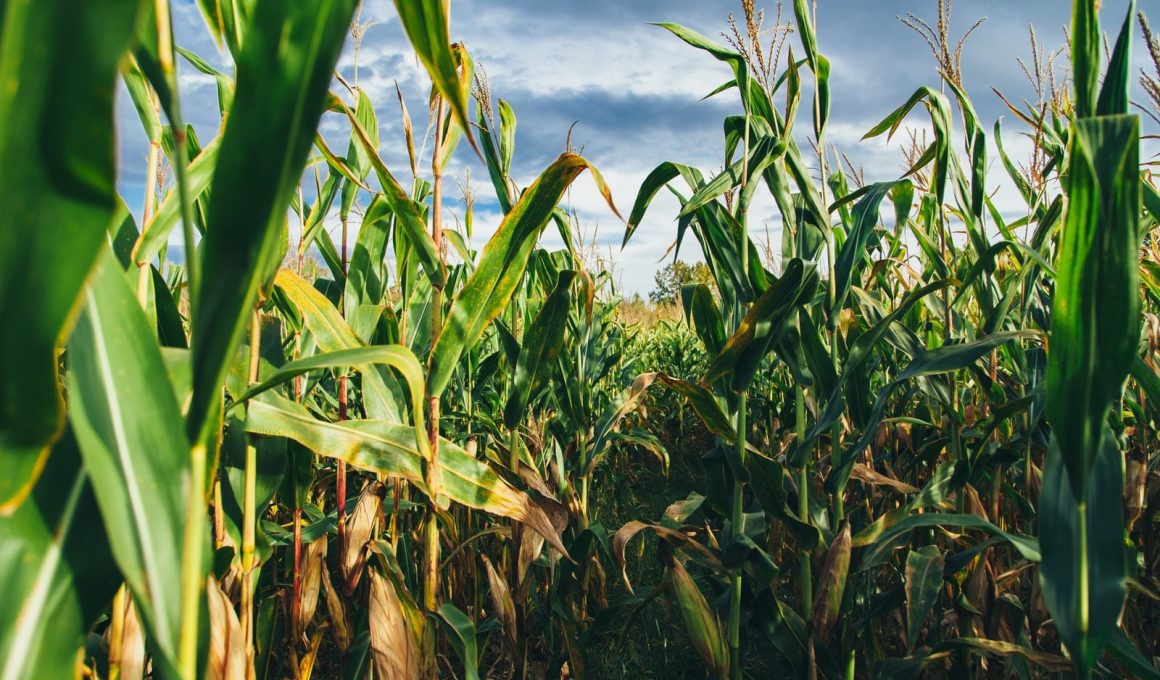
<box><xmin>616</xmin><ymin>1</ymin><xmax>1160</xmax><ymax>679</ymax></box>
<box><xmin>2</xmin><ymin>0</ymin><xmax>1160</xmax><ymax>678</ymax></box>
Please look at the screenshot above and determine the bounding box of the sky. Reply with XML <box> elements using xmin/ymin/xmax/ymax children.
<box><xmin>115</xmin><ymin>0</ymin><xmax>1155</xmax><ymax>296</ymax></box>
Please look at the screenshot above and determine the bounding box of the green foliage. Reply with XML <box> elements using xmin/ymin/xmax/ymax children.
<box><xmin>0</xmin><ymin>0</ymin><xmax>143</xmax><ymax>511</ymax></box>
<box><xmin>650</xmin><ymin>260</ymin><xmax>715</xmax><ymax>304</ymax></box>
<box><xmin>1</xmin><ymin>1</ymin><xmax>1159</xmax><ymax>679</ymax></box>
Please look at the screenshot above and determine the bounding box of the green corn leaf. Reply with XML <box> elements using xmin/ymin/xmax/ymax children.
<box><xmin>189</xmin><ymin>0</ymin><xmax>359</xmax><ymax>443</ymax></box>
<box><xmin>1039</xmin><ymin>429</ymin><xmax>1127</xmax><ymax>678</ymax></box>
<box><xmin>435</xmin><ymin>604</ymin><xmax>480</xmax><ymax>680</ymax></box>
<box><xmin>1106</xmin><ymin>628</ymin><xmax>1160</xmax><ymax>680</ymax></box>
<box><xmin>826</xmin><ymin>331</ymin><xmax>1034</xmax><ymax>493</ymax></box>
<box><xmin>745</xmin><ymin>452</ymin><xmax>820</xmax><ymax>549</ymax></box>
<box><xmin>679</xmin><ymin>136</ymin><xmax>786</xmax><ymax>216</ymax></box>
<box><xmin>812</xmin><ymin>55</ymin><xmax>831</xmax><ymax>139</ymax></box>
<box><xmin>811</xmin><ymin>520</ymin><xmax>851</xmax><ymax>641</ymax></box>
<box><xmin>133</xmin><ymin>137</ymin><xmax>221</xmax><ymax>266</ymax></box>
<box><xmin>344</xmin><ymin>195</ymin><xmax>394</xmax><ymax>312</ymax></box>
<box><xmin>273</xmin><ymin>269</ymin><xmax>405</xmax><ymax>423</ymax></box>
<box><xmin>863</xmin><ymin>88</ymin><xmax>952</xmax><ymax>203</ymax></box>
<box><xmin>1097</xmin><ymin>1</ymin><xmax>1135</xmax><ymax>117</ymax></box>
<box><xmin>175</xmin><ymin>46</ymin><xmax>235</xmax><ymax>116</ymax></box>
<box><xmin>392</xmin><ymin>0</ymin><xmax>478</xmax><ymax>155</ymax></box>
<box><xmin>667</xmin><ymin>556</ymin><xmax>730</xmax><ymax>680</ymax></box>
<box><xmin>498</xmin><ymin>100</ymin><xmax>517</xmax><ymax>177</ymax></box>
<box><xmin>854</xmin><ymin>513</ymin><xmax>1040</xmax><ymax>568</ymax></box>
<box><xmin>504</xmin><ymin>271</ymin><xmax>577</xmax><ymax>428</ymax></box>
<box><xmin>427</xmin><ymin>153</ymin><xmax>618</xmax><ymax>397</ymax></box>
<box><xmin>0</xmin><ymin>431</ymin><xmax>119</xmax><ymax>680</ymax></box>
<box><xmin>122</xmin><ymin>54</ymin><xmax>163</xmax><ymax>143</ymax></box>
<box><xmin>1131</xmin><ymin>357</ymin><xmax>1160</xmax><ymax>408</ymax></box>
<box><xmin>153</xmin><ymin>266</ymin><xmax>188</xmax><ymax>349</ymax></box>
<box><xmin>340</xmin><ymin>89</ymin><xmax>379</xmax><ymax>219</ymax></box>
<box><xmin>297</xmin><ymin>171</ymin><xmax>343</xmax><ymax>259</ymax></box>
<box><xmin>704</xmin><ymin>259</ymin><xmax>819</xmax><ymax>391</ymax></box>
<box><xmin>107</xmin><ymin>200</ymin><xmax>141</xmax><ymax>270</ymax></box>
<box><xmin>829</xmin><ymin>180</ymin><xmax>911</xmax><ymax>324</ymax></box>
<box><xmin>681</xmin><ymin>284</ymin><xmax>727</xmax><ymax>357</ymax></box>
<box><xmin>232</xmin><ymin>345</ymin><xmax>429</xmax><ymax>460</ymax></box>
<box><xmin>475</xmin><ymin>98</ymin><xmax>516</xmax><ymax>214</ymax></box>
<box><xmin>656</xmin><ymin>23</ymin><xmax>757</xmax><ymax>120</ymax></box>
<box><xmin>344</xmin><ymin>105</ymin><xmax>446</xmax><ymax>290</ymax></box>
<box><xmin>791</xmin><ymin>0</ymin><xmax>818</xmax><ymax>65</ymax></box>
<box><xmin>67</xmin><ymin>249</ymin><xmax>191</xmax><ymax>679</ymax></box>
<box><xmin>192</xmin><ymin>0</ymin><xmax>249</xmax><ymax>56</ymax></box>
<box><xmin>623</xmin><ymin>162</ymin><xmax>703</xmax><ymax>246</ymax></box>
<box><xmin>1071</xmin><ymin>0</ymin><xmax>1100</xmax><ymax>119</ymax></box>
<box><xmin>591</xmin><ymin>373</ymin><xmax>737</xmax><ymax>464</ymax></box>
<box><xmin>0</xmin><ymin>0</ymin><xmax>143</xmax><ymax>511</ymax></box>
<box><xmin>244</xmin><ymin>397</ymin><xmax>567</xmax><ymax>556</ymax></box>
<box><xmin>904</xmin><ymin>545</ymin><xmax>944</xmax><ymax>652</ymax></box>
<box><xmin>1048</xmin><ymin>114</ymin><xmax>1140</xmax><ymax>500</ymax></box>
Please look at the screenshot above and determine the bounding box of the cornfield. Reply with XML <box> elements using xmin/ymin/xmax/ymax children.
<box><xmin>2</xmin><ymin>0</ymin><xmax>1159</xmax><ymax>678</ymax></box>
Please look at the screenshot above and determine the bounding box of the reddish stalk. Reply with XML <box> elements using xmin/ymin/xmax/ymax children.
<box><xmin>337</xmin><ymin>215</ymin><xmax>350</xmax><ymax>553</ymax></box>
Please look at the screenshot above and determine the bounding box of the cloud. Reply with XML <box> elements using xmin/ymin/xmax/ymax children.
<box><xmin>117</xmin><ymin>0</ymin><xmax>1153</xmax><ymax>295</ymax></box>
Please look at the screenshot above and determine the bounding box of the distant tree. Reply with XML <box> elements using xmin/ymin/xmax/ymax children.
<box><xmin>649</xmin><ymin>260</ymin><xmax>714</xmax><ymax>304</ymax></box>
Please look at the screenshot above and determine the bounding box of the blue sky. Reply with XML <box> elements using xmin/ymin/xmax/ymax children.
<box><xmin>117</xmin><ymin>0</ymin><xmax>1154</xmax><ymax>295</ymax></box>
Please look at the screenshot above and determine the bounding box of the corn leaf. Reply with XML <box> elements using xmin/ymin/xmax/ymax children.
<box><xmin>67</xmin><ymin>249</ymin><xmax>190</xmax><ymax>678</ymax></box>
<box><xmin>0</xmin><ymin>0</ymin><xmax>143</xmax><ymax>510</ymax></box>
<box><xmin>392</xmin><ymin>0</ymin><xmax>477</xmax><ymax>155</ymax></box>
<box><xmin>245</xmin><ymin>398</ymin><xmax>567</xmax><ymax>556</ymax></box>
<box><xmin>189</xmin><ymin>0</ymin><xmax>359</xmax><ymax>442</ymax></box>
<box><xmin>427</xmin><ymin>153</ymin><xmax>618</xmax><ymax>397</ymax></box>
<box><xmin>705</xmin><ymin>258</ymin><xmax>819</xmax><ymax>391</ymax></box>
<box><xmin>233</xmin><ymin>345</ymin><xmax>428</xmax><ymax>460</ymax></box>
<box><xmin>0</xmin><ymin>431</ymin><xmax>119</xmax><ymax>680</ymax></box>
<box><xmin>668</xmin><ymin>556</ymin><xmax>730</xmax><ymax>680</ymax></box>
<box><xmin>1039</xmin><ymin>429</ymin><xmax>1127</xmax><ymax>677</ymax></box>
<box><xmin>503</xmin><ymin>271</ymin><xmax>576</xmax><ymax>428</ymax></box>
<box><xmin>904</xmin><ymin>545</ymin><xmax>944</xmax><ymax>652</ymax></box>
<box><xmin>273</xmin><ymin>269</ymin><xmax>404</xmax><ymax>423</ymax></box>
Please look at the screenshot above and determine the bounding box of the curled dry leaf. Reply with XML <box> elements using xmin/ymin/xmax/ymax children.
<box><xmin>343</xmin><ymin>480</ymin><xmax>384</xmax><ymax>587</ymax></box>
<box><xmin>297</xmin><ymin>536</ymin><xmax>327</xmax><ymax>639</ymax></box>
<box><xmin>1125</xmin><ymin>454</ymin><xmax>1147</xmax><ymax>532</ymax></box>
<box><xmin>517</xmin><ymin>483</ymin><xmax>568</xmax><ymax>587</ymax></box>
<box><xmin>206</xmin><ymin>575</ymin><xmax>249</xmax><ymax>680</ymax></box>
<box><xmin>368</xmin><ymin>568</ymin><xmax>420</xmax><ymax>680</ymax></box>
<box><xmin>322</xmin><ymin>557</ymin><xmax>352</xmax><ymax>652</ymax></box>
<box><xmin>612</xmin><ymin>520</ymin><xmax>725</xmax><ymax>594</ymax></box>
<box><xmin>482</xmin><ymin>555</ymin><xmax>518</xmax><ymax>649</ymax></box>
<box><xmin>297</xmin><ymin>627</ymin><xmax>327</xmax><ymax>680</ymax></box>
<box><xmin>849</xmin><ymin>463</ymin><xmax>920</xmax><ymax>495</ymax></box>
<box><xmin>107</xmin><ymin>588</ymin><xmax>146</xmax><ymax>680</ymax></box>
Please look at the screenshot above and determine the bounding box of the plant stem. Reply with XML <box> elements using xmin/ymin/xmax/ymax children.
<box><xmin>168</xmin><ymin>0</ymin><xmax>205</xmax><ymax>663</ymax></box>
<box><xmin>729</xmin><ymin>391</ymin><xmax>747</xmax><ymax>680</ymax></box>
<box><xmin>796</xmin><ymin>387</ymin><xmax>812</xmax><ymax>619</ymax></box>
<box><xmin>726</xmin><ymin>101</ymin><xmax>755</xmax><ymax>680</ymax></box>
<box><xmin>424</xmin><ymin>96</ymin><xmax>448</xmax><ymax>616</ymax></box>
<box><xmin>137</xmin><ymin>113</ymin><xmax>160</xmax><ymax>306</ymax></box>
<box><xmin>240</xmin><ymin>308</ymin><xmax>261</xmax><ymax>676</ymax></box>
<box><xmin>108</xmin><ymin>586</ymin><xmax>128</xmax><ymax>680</ymax></box>
<box><xmin>1077</xmin><ymin>501</ymin><xmax>1089</xmax><ymax>634</ymax></box>
<box><xmin>291</xmin><ymin>506</ymin><xmax>303</xmax><ymax>636</ymax></box>
<box><xmin>336</xmin><ymin>212</ymin><xmax>351</xmax><ymax>555</ymax></box>
<box><xmin>178</xmin><ymin>442</ymin><xmax>206</xmax><ymax>678</ymax></box>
